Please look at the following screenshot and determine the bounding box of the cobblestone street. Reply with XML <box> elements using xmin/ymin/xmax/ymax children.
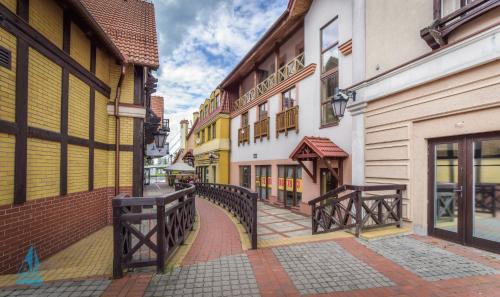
<box><xmin>1</xmin><ymin>198</ymin><xmax>499</xmax><ymax>297</ymax></box>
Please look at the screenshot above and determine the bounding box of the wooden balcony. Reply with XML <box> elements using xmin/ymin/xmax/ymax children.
<box><xmin>238</xmin><ymin>125</ymin><xmax>250</xmax><ymax>145</ymax></box>
<box><xmin>233</xmin><ymin>53</ymin><xmax>305</xmax><ymax>112</ymax></box>
<box><xmin>276</xmin><ymin>106</ymin><xmax>299</xmax><ymax>138</ymax></box>
<box><xmin>254</xmin><ymin>117</ymin><xmax>270</xmax><ymax>142</ymax></box>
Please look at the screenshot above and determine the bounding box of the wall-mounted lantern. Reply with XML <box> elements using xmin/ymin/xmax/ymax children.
<box><xmin>331</xmin><ymin>89</ymin><xmax>356</xmax><ymax>118</ymax></box>
<box><xmin>154</xmin><ymin>131</ymin><xmax>167</xmax><ymax>149</ymax></box>
<box><xmin>208</xmin><ymin>152</ymin><xmax>216</xmax><ymax>164</ymax></box>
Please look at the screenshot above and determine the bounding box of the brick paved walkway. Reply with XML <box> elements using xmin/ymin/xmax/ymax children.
<box><xmin>2</xmin><ymin>196</ymin><xmax>500</xmax><ymax>296</ymax></box>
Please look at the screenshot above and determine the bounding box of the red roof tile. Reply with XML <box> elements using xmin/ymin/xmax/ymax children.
<box><xmin>290</xmin><ymin>136</ymin><xmax>348</xmax><ymax>160</ymax></box>
<box><xmin>150</xmin><ymin>96</ymin><xmax>164</xmax><ymax>121</ymax></box>
<box><xmin>81</xmin><ymin>0</ymin><xmax>159</xmax><ymax>68</ymax></box>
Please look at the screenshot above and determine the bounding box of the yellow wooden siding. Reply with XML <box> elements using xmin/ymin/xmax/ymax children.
<box><xmin>110</xmin><ymin>64</ymin><xmax>134</xmax><ymax>104</ymax></box>
<box><xmin>27</xmin><ymin>138</ymin><xmax>60</xmax><ymax>201</ymax></box>
<box><xmin>0</xmin><ymin>0</ymin><xmax>16</xmax><ymax>12</ymax></box>
<box><xmin>94</xmin><ymin>148</ymin><xmax>108</xmax><ymax>189</ymax></box>
<box><xmin>108</xmin><ymin>115</ymin><xmax>116</xmax><ymax>144</ymax></box>
<box><xmin>70</xmin><ymin>22</ymin><xmax>90</xmax><ymax>70</ymax></box>
<box><xmin>28</xmin><ymin>48</ymin><xmax>62</xmax><ymax>132</ymax></box>
<box><xmin>94</xmin><ymin>92</ymin><xmax>109</xmax><ymax>143</ymax></box>
<box><xmin>0</xmin><ymin>28</ymin><xmax>16</xmax><ymax>123</ymax></box>
<box><xmin>68</xmin><ymin>144</ymin><xmax>88</xmax><ymax>193</ymax></box>
<box><xmin>68</xmin><ymin>74</ymin><xmax>90</xmax><ymax>139</ymax></box>
<box><xmin>29</xmin><ymin>0</ymin><xmax>63</xmax><ymax>49</ymax></box>
<box><xmin>95</xmin><ymin>47</ymin><xmax>110</xmax><ymax>85</ymax></box>
<box><xmin>0</xmin><ymin>133</ymin><xmax>15</xmax><ymax>206</ymax></box>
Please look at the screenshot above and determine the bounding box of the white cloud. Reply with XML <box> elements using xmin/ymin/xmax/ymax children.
<box><xmin>153</xmin><ymin>0</ymin><xmax>288</xmax><ymax>155</ymax></box>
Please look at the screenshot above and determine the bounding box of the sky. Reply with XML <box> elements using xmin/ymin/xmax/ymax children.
<box><xmin>150</xmin><ymin>0</ymin><xmax>289</xmax><ymax>155</ymax></box>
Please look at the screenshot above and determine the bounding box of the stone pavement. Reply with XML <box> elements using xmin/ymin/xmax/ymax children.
<box><xmin>1</xmin><ymin>195</ymin><xmax>500</xmax><ymax>296</ymax></box>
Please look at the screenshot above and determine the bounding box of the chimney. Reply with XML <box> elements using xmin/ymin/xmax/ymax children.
<box><xmin>180</xmin><ymin>119</ymin><xmax>189</xmax><ymax>150</ymax></box>
<box><xmin>193</xmin><ymin>111</ymin><xmax>199</xmax><ymax>123</ymax></box>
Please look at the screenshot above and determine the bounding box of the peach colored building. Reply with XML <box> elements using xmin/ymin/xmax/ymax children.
<box><xmin>348</xmin><ymin>0</ymin><xmax>500</xmax><ymax>253</ymax></box>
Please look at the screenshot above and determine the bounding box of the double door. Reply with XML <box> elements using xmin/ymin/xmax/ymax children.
<box><xmin>429</xmin><ymin>133</ymin><xmax>500</xmax><ymax>253</ymax></box>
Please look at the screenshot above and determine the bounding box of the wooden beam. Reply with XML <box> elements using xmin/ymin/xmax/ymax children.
<box><xmin>297</xmin><ymin>159</ymin><xmax>316</xmax><ymax>183</ymax></box>
<box><xmin>295</xmin><ymin>153</ymin><xmax>319</xmax><ymax>159</ymax></box>
<box><xmin>132</xmin><ymin>118</ymin><xmax>144</xmax><ymax>197</ymax></box>
<box><xmin>13</xmin><ymin>37</ymin><xmax>28</xmax><ymax>204</ymax></box>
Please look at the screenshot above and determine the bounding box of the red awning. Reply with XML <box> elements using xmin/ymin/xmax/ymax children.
<box><xmin>290</xmin><ymin>136</ymin><xmax>348</xmax><ymax>160</ymax></box>
<box><xmin>289</xmin><ymin>136</ymin><xmax>348</xmax><ymax>184</ymax></box>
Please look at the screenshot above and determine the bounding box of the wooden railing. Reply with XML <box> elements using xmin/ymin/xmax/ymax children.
<box><xmin>276</xmin><ymin>105</ymin><xmax>299</xmax><ymax>137</ymax></box>
<box><xmin>195</xmin><ymin>183</ymin><xmax>258</xmax><ymax>249</ymax></box>
<box><xmin>112</xmin><ymin>183</ymin><xmax>196</xmax><ymax>278</ymax></box>
<box><xmin>254</xmin><ymin>117</ymin><xmax>270</xmax><ymax>142</ymax></box>
<box><xmin>233</xmin><ymin>53</ymin><xmax>305</xmax><ymax>111</ymax></box>
<box><xmin>308</xmin><ymin>184</ymin><xmax>406</xmax><ymax>236</ymax></box>
<box><xmin>238</xmin><ymin>125</ymin><xmax>250</xmax><ymax>145</ymax></box>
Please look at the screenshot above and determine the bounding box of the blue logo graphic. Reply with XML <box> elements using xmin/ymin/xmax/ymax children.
<box><xmin>16</xmin><ymin>245</ymin><xmax>43</xmax><ymax>286</ymax></box>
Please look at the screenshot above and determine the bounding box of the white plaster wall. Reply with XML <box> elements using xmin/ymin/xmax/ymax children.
<box><xmin>230</xmin><ymin>0</ymin><xmax>354</xmax><ymax>163</ymax></box>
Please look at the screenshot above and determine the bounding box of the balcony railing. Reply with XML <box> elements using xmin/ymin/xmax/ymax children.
<box><xmin>238</xmin><ymin>125</ymin><xmax>250</xmax><ymax>145</ymax></box>
<box><xmin>254</xmin><ymin>117</ymin><xmax>270</xmax><ymax>142</ymax></box>
<box><xmin>233</xmin><ymin>53</ymin><xmax>305</xmax><ymax>112</ymax></box>
<box><xmin>276</xmin><ymin>105</ymin><xmax>299</xmax><ymax>138</ymax></box>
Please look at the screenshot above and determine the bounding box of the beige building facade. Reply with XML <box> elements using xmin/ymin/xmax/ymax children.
<box><xmin>349</xmin><ymin>0</ymin><xmax>500</xmax><ymax>253</ymax></box>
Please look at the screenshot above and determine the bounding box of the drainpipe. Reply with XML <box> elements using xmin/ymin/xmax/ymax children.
<box><xmin>114</xmin><ymin>64</ymin><xmax>127</xmax><ymax>195</ymax></box>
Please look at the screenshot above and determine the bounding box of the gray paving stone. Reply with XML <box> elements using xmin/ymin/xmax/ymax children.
<box><xmin>359</xmin><ymin>236</ymin><xmax>499</xmax><ymax>281</ymax></box>
<box><xmin>145</xmin><ymin>254</ymin><xmax>260</xmax><ymax>297</ymax></box>
<box><xmin>272</xmin><ymin>241</ymin><xmax>394</xmax><ymax>295</ymax></box>
<box><xmin>0</xmin><ymin>279</ymin><xmax>110</xmax><ymax>297</ymax></box>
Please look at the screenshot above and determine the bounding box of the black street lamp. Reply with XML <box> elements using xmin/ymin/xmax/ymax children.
<box><xmin>208</xmin><ymin>152</ymin><xmax>216</xmax><ymax>164</ymax></box>
<box><xmin>154</xmin><ymin>131</ymin><xmax>167</xmax><ymax>149</ymax></box>
<box><xmin>331</xmin><ymin>89</ymin><xmax>356</xmax><ymax>118</ymax></box>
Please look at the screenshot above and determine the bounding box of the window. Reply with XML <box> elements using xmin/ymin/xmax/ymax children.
<box><xmin>321</xmin><ymin>72</ymin><xmax>339</xmax><ymax>126</ymax></box>
<box><xmin>321</xmin><ymin>18</ymin><xmax>339</xmax><ymax>74</ymax></box>
<box><xmin>440</xmin><ymin>0</ymin><xmax>472</xmax><ymax>17</ymax></box>
<box><xmin>216</xmin><ymin>94</ymin><xmax>221</xmax><ymax>107</ymax></box>
<box><xmin>258</xmin><ymin>103</ymin><xmax>267</xmax><ymax>120</ymax></box>
<box><xmin>201</xmin><ymin>129</ymin><xmax>205</xmax><ymax>143</ymax></box>
<box><xmin>277</xmin><ymin>165</ymin><xmax>302</xmax><ymax>207</ymax></box>
<box><xmin>241</xmin><ymin>112</ymin><xmax>249</xmax><ymax>127</ymax></box>
<box><xmin>320</xmin><ymin>18</ymin><xmax>339</xmax><ymax>126</ymax></box>
<box><xmin>204</xmin><ymin>105</ymin><xmax>208</xmax><ymax>116</ymax></box>
<box><xmin>255</xmin><ymin>165</ymin><xmax>271</xmax><ymax>200</ymax></box>
<box><xmin>211</xmin><ymin>99</ymin><xmax>216</xmax><ymax>112</ymax></box>
<box><xmin>207</xmin><ymin>126</ymin><xmax>211</xmax><ymax>140</ymax></box>
<box><xmin>212</xmin><ymin>123</ymin><xmax>216</xmax><ymax>139</ymax></box>
<box><xmin>282</xmin><ymin>87</ymin><xmax>296</xmax><ymax>111</ymax></box>
<box><xmin>239</xmin><ymin>166</ymin><xmax>251</xmax><ymax>188</ymax></box>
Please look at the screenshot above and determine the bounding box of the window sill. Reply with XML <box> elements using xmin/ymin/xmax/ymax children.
<box><xmin>319</xmin><ymin>122</ymin><xmax>339</xmax><ymax>129</ymax></box>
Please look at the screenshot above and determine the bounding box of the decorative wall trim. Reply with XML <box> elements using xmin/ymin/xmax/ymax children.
<box><xmin>107</xmin><ymin>104</ymin><xmax>146</xmax><ymax>118</ymax></box>
<box><xmin>28</xmin><ymin>127</ymin><xmax>62</xmax><ymax>142</ymax></box>
<box><xmin>0</xmin><ymin>119</ymin><xmax>17</xmax><ymax>134</ymax></box>
<box><xmin>0</xmin><ymin>4</ymin><xmax>111</xmax><ymax>97</ymax></box>
<box><xmin>339</xmin><ymin>39</ymin><xmax>352</xmax><ymax>56</ymax></box>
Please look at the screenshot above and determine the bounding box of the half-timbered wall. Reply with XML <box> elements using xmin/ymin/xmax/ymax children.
<box><xmin>0</xmin><ymin>0</ymin><xmax>142</xmax><ymax>274</ymax></box>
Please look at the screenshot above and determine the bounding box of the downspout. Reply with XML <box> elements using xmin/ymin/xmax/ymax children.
<box><xmin>114</xmin><ymin>64</ymin><xmax>127</xmax><ymax>195</ymax></box>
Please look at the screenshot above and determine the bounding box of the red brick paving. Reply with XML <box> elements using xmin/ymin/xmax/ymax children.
<box><xmin>247</xmin><ymin>248</ymin><xmax>300</xmax><ymax>297</ymax></box>
<box><xmin>181</xmin><ymin>197</ymin><xmax>243</xmax><ymax>265</ymax></box>
<box><xmin>102</xmin><ymin>273</ymin><xmax>152</xmax><ymax>297</ymax></box>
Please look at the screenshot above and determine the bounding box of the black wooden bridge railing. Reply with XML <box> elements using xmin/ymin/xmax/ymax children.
<box><xmin>112</xmin><ymin>183</ymin><xmax>196</xmax><ymax>278</ymax></box>
<box><xmin>308</xmin><ymin>184</ymin><xmax>406</xmax><ymax>236</ymax></box>
<box><xmin>195</xmin><ymin>183</ymin><xmax>258</xmax><ymax>249</ymax></box>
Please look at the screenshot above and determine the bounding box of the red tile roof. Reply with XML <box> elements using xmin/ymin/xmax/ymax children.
<box><xmin>81</xmin><ymin>0</ymin><xmax>160</xmax><ymax>68</ymax></box>
<box><xmin>290</xmin><ymin>136</ymin><xmax>348</xmax><ymax>160</ymax></box>
<box><xmin>150</xmin><ymin>96</ymin><xmax>164</xmax><ymax>121</ymax></box>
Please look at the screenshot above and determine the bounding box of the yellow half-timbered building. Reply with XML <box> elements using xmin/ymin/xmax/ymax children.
<box><xmin>0</xmin><ymin>0</ymin><xmax>160</xmax><ymax>274</ymax></box>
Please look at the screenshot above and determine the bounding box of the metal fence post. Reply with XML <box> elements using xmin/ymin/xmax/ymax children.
<box><xmin>396</xmin><ymin>189</ymin><xmax>403</xmax><ymax>228</ymax></box>
<box><xmin>251</xmin><ymin>192</ymin><xmax>258</xmax><ymax>249</ymax></box>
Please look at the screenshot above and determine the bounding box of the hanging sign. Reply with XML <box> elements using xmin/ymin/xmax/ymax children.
<box><xmin>278</xmin><ymin>177</ymin><xmax>285</xmax><ymax>190</ymax></box>
<box><xmin>286</xmin><ymin>178</ymin><xmax>294</xmax><ymax>191</ymax></box>
<box><xmin>295</xmin><ymin>178</ymin><xmax>303</xmax><ymax>193</ymax></box>
<box><xmin>267</xmin><ymin>176</ymin><xmax>272</xmax><ymax>188</ymax></box>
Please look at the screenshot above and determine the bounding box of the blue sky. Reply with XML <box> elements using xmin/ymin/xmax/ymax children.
<box><xmin>151</xmin><ymin>0</ymin><xmax>288</xmax><ymax>154</ymax></box>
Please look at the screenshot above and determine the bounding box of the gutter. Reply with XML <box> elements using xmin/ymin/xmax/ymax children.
<box><xmin>114</xmin><ymin>64</ymin><xmax>127</xmax><ymax>195</ymax></box>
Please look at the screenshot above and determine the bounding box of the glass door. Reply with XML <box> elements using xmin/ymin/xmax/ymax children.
<box><xmin>430</xmin><ymin>134</ymin><xmax>500</xmax><ymax>253</ymax></box>
<box><xmin>429</xmin><ymin>139</ymin><xmax>465</xmax><ymax>243</ymax></box>
<box><xmin>467</xmin><ymin>136</ymin><xmax>500</xmax><ymax>252</ymax></box>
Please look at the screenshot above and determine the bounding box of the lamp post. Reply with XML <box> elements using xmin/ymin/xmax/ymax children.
<box><xmin>331</xmin><ymin>89</ymin><xmax>356</xmax><ymax>118</ymax></box>
<box><xmin>154</xmin><ymin>131</ymin><xmax>167</xmax><ymax>149</ymax></box>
